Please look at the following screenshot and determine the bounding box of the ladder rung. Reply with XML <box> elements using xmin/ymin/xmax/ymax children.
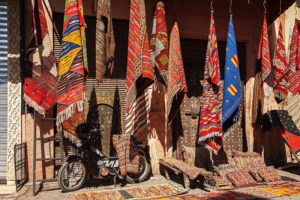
<box><xmin>35</xmin><ymin>137</ymin><xmax>60</xmax><ymax>142</ymax></box>
<box><xmin>36</xmin><ymin>117</ymin><xmax>56</xmax><ymax>121</ymax></box>
<box><xmin>36</xmin><ymin>179</ymin><xmax>57</xmax><ymax>183</ymax></box>
<box><xmin>35</xmin><ymin>158</ymin><xmax>63</xmax><ymax>161</ymax></box>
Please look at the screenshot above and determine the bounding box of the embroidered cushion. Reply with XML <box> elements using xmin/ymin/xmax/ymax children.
<box><xmin>182</xmin><ymin>145</ymin><xmax>196</xmax><ymax>165</ymax></box>
<box><xmin>258</xmin><ymin>166</ymin><xmax>281</xmax><ymax>182</ymax></box>
<box><xmin>226</xmin><ymin>169</ymin><xmax>256</xmax><ymax>188</ymax></box>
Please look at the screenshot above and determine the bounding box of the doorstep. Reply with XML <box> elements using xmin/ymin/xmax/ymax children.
<box><xmin>0</xmin><ymin>184</ymin><xmax>15</xmax><ymax>195</ymax></box>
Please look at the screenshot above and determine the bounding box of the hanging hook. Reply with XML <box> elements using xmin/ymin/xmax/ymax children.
<box><xmin>279</xmin><ymin>0</ymin><xmax>282</xmax><ymax>15</ymax></box>
<box><xmin>211</xmin><ymin>0</ymin><xmax>214</xmax><ymax>13</ymax></box>
<box><xmin>295</xmin><ymin>1</ymin><xmax>300</xmax><ymax>19</ymax></box>
<box><xmin>229</xmin><ymin>0</ymin><xmax>232</xmax><ymax>16</ymax></box>
<box><xmin>263</xmin><ymin>0</ymin><xmax>267</xmax><ymax>14</ymax></box>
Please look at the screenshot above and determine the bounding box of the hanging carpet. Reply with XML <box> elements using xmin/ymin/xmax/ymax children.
<box><xmin>125</xmin><ymin>0</ymin><xmax>154</xmax><ymax>136</ymax></box>
<box><xmin>167</xmin><ymin>22</ymin><xmax>187</xmax><ymax>123</ymax></box>
<box><xmin>269</xmin><ymin>110</ymin><xmax>300</xmax><ymax>154</ymax></box>
<box><xmin>56</xmin><ymin>0</ymin><xmax>88</xmax><ymax>126</ymax></box>
<box><xmin>150</xmin><ymin>1</ymin><xmax>169</xmax><ymax>85</ymax></box>
<box><xmin>222</xmin><ymin>16</ymin><xmax>243</xmax><ymax>134</ymax></box>
<box><xmin>23</xmin><ymin>0</ymin><xmax>57</xmax><ymax>115</ymax></box>
<box><xmin>288</xmin><ymin>19</ymin><xmax>300</xmax><ymax>78</ymax></box>
<box><xmin>253</xmin><ymin>15</ymin><xmax>278</xmax><ymax>122</ymax></box>
<box><xmin>96</xmin><ymin>0</ymin><xmax>115</xmax><ymax>82</ymax></box>
<box><xmin>198</xmin><ymin>14</ymin><xmax>223</xmax><ymax>154</ymax></box>
<box><xmin>273</xmin><ymin>24</ymin><xmax>288</xmax><ymax>96</ymax></box>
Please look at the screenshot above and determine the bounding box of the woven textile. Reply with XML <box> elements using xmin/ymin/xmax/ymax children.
<box><xmin>257</xmin><ymin>15</ymin><xmax>271</xmax><ymax>82</ymax></box>
<box><xmin>182</xmin><ymin>145</ymin><xmax>195</xmax><ymax>165</ymax></box>
<box><xmin>258</xmin><ymin>183</ymin><xmax>300</xmax><ymax>196</ymax></box>
<box><xmin>62</xmin><ymin>112</ymin><xmax>85</xmax><ymax>141</ymax></box>
<box><xmin>112</xmin><ymin>134</ymin><xmax>140</xmax><ymax>176</ymax></box>
<box><xmin>274</xmin><ymin>24</ymin><xmax>288</xmax><ymax>95</ymax></box>
<box><xmin>161</xmin><ymin>157</ymin><xmax>210</xmax><ymax>180</ymax></box>
<box><xmin>222</xmin><ymin>16</ymin><xmax>242</xmax><ymax>134</ymax></box>
<box><xmin>285</xmin><ymin>94</ymin><xmax>300</xmax><ymax>131</ymax></box>
<box><xmin>253</xmin><ymin>16</ymin><xmax>279</xmax><ymax>120</ymax></box>
<box><xmin>270</xmin><ymin>110</ymin><xmax>300</xmax><ymax>154</ymax></box>
<box><xmin>198</xmin><ymin>14</ymin><xmax>222</xmax><ymax>154</ymax></box>
<box><xmin>287</xmin><ymin>70</ymin><xmax>300</xmax><ymax>95</ymax></box>
<box><xmin>96</xmin><ymin>0</ymin><xmax>115</xmax><ymax>82</ymax></box>
<box><xmin>288</xmin><ymin>20</ymin><xmax>300</xmax><ymax>78</ymax></box>
<box><xmin>125</xmin><ymin>92</ymin><xmax>150</xmax><ymax>136</ymax></box>
<box><xmin>167</xmin><ymin>22</ymin><xmax>187</xmax><ymax>123</ymax></box>
<box><xmin>258</xmin><ymin>166</ymin><xmax>281</xmax><ymax>182</ymax></box>
<box><xmin>70</xmin><ymin>184</ymin><xmax>186</xmax><ymax>200</ymax></box>
<box><xmin>56</xmin><ymin>0</ymin><xmax>88</xmax><ymax>126</ymax></box>
<box><xmin>226</xmin><ymin>168</ymin><xmax>256</xmax><ymax>188</ymax></box>
<box><xmin>125</xmin><ymin>0</ymin><xmax>154</xmax><ymax>136</ymax></box>
<box><xmin>150</xmin><ymin>1</ymin><xmax>168</xmax><ymax>85</ymax></box>
<box><xmin>23</xmin><ymin>0</ymin><xmax>57</xmax><ymax>115</ymax></box>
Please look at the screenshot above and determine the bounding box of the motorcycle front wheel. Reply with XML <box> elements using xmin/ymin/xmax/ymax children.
<box><xmin>126</xmin><ymin>154</ymin><xmax>150</xmax><ymax>183</ymax></box>
<box><xmin>57</xmin><ymin>158</ymin><xmax>87</xmax><ymax>192</ymax></box>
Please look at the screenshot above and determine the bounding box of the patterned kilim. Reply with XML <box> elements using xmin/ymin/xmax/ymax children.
<box><xmin>285</xmin><ymin>94</ymin><xmax>300</xmax><ymax>131</ymax></box>
<box><xmin>254</xmin><ymin>15</ymin><xmax>279</xmax><ymax>118</ymax></box>
<box><xmin>257</xmin><ymin>15</ymin><xmax>271</xmax><ymax>82</ymax></box>
<box><xmin>23</xmin><ymin>0</ymin><xmax>57</xmax><ymax>115</ymax></box>
<box><xmin>70</xmin><ymin>184</ymin><xmax>187</xmax><ymax>200</ymax></box>
<box><xmin>167</xmin><ymin>22</ymin><xmax>187</xmax><ymax>123</ymax></box>
<box><xmin>288</xmin><ymin>70</ymin><xmax>300</xmax><ymax>95</ymax></box>
<box><xmin>198</xmin><ymin>14</ymin><xmax>222</xmax><ymax>154</ymax></box>
<box><xmin>96</xmin><ymin>0</ymin><xmax>115</xmax><ymax>82</ymax></box>
<box><xmin>270</xmin><ymin>110</ymin><xmax>300</xmax><ymax>154</ymax></box>
<box><xmin>288</xmin><ymin>19</ymin><xmax>300</xmax><ymax>79</ymax></box>
<box><xmin>258</xmin><ymin>182</ymin><xmax>300</xmax><ymax>196</ymax></box>
<box><xmin>274</xmin><ymin>24</ymin><xmax>288</xmax><ymax>95</ymax></box>
<box><xmin>56</xmin><ymin>0</ymin><xmax>88</xmax><ymax>126</ymax></box>
<box><xmin>150</xmin><ymin>1</ymin><xmax>168</xmax><ymax>85</ymax></box>
<box><xmin>222</xmin><ymin>16</ymin><xmax>242</xmax><ymax>135</ymax></box>
<box><xmin>112</xmin><ymin>134</ymin><xmax>140</xmax><ymax>176</ymax></box>
<box><xmin>125</xmin><ymin>0</ymin><xmax>154</xmax><ymax>135</ymax></box>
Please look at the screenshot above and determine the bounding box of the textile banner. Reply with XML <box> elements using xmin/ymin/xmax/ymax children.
<box><xmin>222</xmin><ymin>16</ymin><xmax>242</xmax><ymax>134</ymax></box>
<box><xmin>56</xmin><ymin>0</ymin><xmax>88</xmax><ymax>126</ymax></box>
<box><xmin>23</xmin><ymin>0</ymin><xmax>57</xmax><ymax>115</ymax></box>
<box><xmin>198</xmin><ymin>14</ymin><xmax>222</xmax><ymax>154</ymax></box>
<box><xmin>288</xmin><ymin>19</ymin><xmax>300</xmax><ymax>78</ymax></box>
<box><xmin>150</xmin><ymin>1</ymin><xmax>168</xmax><ymax>85</ymax></box>
<box><xmin>257</xmin><ymin>15</ymin><xmax>272</xmax><ymax>83</ymax></box>
<box><xmin>96</xmin><ymin>0</ymin><xmax>115</xmax><ymax>82</ymax></box>
<box><xmin>167</xmin><ymin>22</ymin><xmax>187</xmax><ymax>123</ymax></box>
<box><xmin>125</xmin><ymin>0</ymin><xmax>154</xmax><ymax>136</ymax></box>
<box><xmin>270</xmin><ymin>110</ymin><xmax>300</xmax><ymax>154</ymax></box>
<box><xmin>273</xmin><ymin>24</ymin><xmax>288</xmax><ymax>95</ymax></box>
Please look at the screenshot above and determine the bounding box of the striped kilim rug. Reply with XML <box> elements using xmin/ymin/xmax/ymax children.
<box><xmin>124</xmin><ymin>0</ymin><xmax>154</xmax><ymax>136</ymax></box>
<box><xmin>56</xmin><ymin>0</ymin><xmax>88</xmax><ymax>127</ymax></box>
<box><xmin>70</xmin><ymin>184</ymin><xmax>187</xmax><ymax>200</ymax></box>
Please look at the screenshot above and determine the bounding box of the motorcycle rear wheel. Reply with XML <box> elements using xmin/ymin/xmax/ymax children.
<box><xmin>57</xmin><ymin>158</ymin><xmax>87</xmax><ymax>192</ymax></box>
<box><xmin>126</xmin><ymin>154</ymin><xmax>150</xmax><ymax>183</ymax></box>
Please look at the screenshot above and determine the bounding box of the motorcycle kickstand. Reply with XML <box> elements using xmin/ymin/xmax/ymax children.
<box><xmin>113</xmin><ymin>175</ymin><xmax>117</xmax><ymax>188</ymax></box>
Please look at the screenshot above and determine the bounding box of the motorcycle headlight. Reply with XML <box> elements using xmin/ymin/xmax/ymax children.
<box><xmin>75</xmin><ymin>139</ymin><xmax>82</xmax><ymax>148</ymax></box>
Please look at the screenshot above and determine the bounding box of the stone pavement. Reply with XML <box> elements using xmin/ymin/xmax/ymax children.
<box><xmin>0</xmin><ymin>168</ymin><xmax>299</xmax><ymax>200</ymax></box>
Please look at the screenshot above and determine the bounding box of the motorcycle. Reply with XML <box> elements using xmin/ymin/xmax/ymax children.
<box><xmin>57</xmin><ymin>105</ymin><xmax>150</xmax><ymax>192</ymax></box>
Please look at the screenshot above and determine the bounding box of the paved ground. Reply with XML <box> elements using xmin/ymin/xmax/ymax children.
<box><xmin>0</xmin><ymin>167</ymin><xmax>300</xmax><ymax>200</ymax></box>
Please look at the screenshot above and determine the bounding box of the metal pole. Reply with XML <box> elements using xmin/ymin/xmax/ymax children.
<box><xmin>33</xmin><ymin>110</ymin><xmax>37</xmax><ymax>195</ymax></box>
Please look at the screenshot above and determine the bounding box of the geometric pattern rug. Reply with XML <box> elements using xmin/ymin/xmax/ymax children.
<box><xmin>70</xmin><ymin>181</ymin><xmax>300</xmax><ymax>200</ymax></box>
<box><xmin>146</xmin><ymin>181</ymin><xmax>300</xmax><ymax>200</ymax></box>
<box><xmin>70</xmin><ymin>184</ymin><xmax>187</xmax><ymax>200</ymax></box>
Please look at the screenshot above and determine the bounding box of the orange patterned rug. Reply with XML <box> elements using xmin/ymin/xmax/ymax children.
<box><xmin>70</xmin><ymin>184</ymin><xmax>187</xmax><ymax>200</ymax></box>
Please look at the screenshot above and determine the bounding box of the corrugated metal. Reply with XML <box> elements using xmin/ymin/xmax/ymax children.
<box><xmin>0</xmin><ymin>0</ymin><xmax>7</xmax><ymax>180</ymax></box>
